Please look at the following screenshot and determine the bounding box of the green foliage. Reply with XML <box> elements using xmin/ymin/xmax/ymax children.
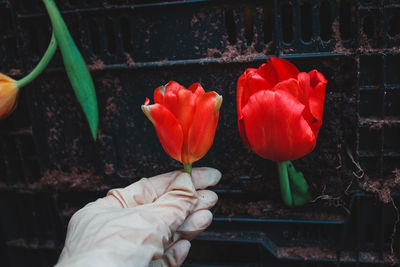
<box><xmin>43</xmin><ymin>0</ymin><xmax>98</xmax><ymax>140</ymax></box>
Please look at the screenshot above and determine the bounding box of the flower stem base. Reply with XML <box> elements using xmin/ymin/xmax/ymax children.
<box><xmin>183</xmin><ymin>164</ymin><xmax>192</xmax><ymax>176</ymax></box>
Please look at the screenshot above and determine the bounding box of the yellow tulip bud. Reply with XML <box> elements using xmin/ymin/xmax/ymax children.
<box><xmin>0</xmin><ymin>73</ymin><xmax>19</xmax><ymax>120</ymax></box>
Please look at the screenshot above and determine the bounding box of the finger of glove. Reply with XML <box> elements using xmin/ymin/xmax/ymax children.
<box><xmin>103</xmin><ymin>168</ymin><xmax>221</xmax><ymax>208</ymax></box>
<box><xmin>163</xmin><ymin>193</ymin><xmax>216</xmax><ymax>251</ymax></box>
<box><xmin>149</xmin><ymin>172</ymin><xmax>197</xmax><ymax>232</ymax></box>
<box><xmin>192</xmin><ymin>190</ymin><xmax>218</xmax><ymax>212</ymax></box>
<box><xmin>150</xmin><ymin>167</ymin><xmax>221</xmax><ymax>197</ymax></box>
<box><xmin>191</xmin><ymin>167</ymin><xmax>221</xmax><ymax>190</ymax></box>
<box><xmin>177</xmin><ymin>210</ymin><xmax>213</xmax><ymax>241</ymax></box>
<box><xmin>151</xmin><ymin>239</ymin><xmax>191</xmax><ymax>267</ymax></box>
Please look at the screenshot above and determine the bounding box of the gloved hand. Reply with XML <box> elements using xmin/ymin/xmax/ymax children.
<box><xmin>55</xmin><ymin>167</ymin><xmax>221</xmax><ymax>267</ymax></box>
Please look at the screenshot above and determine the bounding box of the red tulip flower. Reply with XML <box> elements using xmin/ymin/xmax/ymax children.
<box><xmin>237</xmin><ymin>57</ymin><xmax>327</xmax><ymax>207</ymax></box>
<box><xmin>237</xmin><ymin>57</ymin><xmax>327</xmax><ymax>161</ymax></box>
<box><xmin>142</xmin><ymin>81</ymin><xmax>222</xmax><ymax>174</ymax></box>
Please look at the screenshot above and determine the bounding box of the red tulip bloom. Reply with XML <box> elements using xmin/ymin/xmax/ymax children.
<box><xmin>237</xmin><ymin>57</ymin><xmax>327</xmax><ymax>162</ymax></box>
<box><xmin>142</xmin><ymin>81</ymin><xmax>222</xmax><ymax>165</ymax></box>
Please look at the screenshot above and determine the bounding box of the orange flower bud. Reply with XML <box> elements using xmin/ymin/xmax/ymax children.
<box><xmin>0</xmin><ymin>73</ymin><xmax>19</xmax><ymax>120</ymax></box>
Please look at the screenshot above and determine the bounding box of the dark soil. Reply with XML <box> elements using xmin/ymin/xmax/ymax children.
<box><xmin>277</xmin><ymin>246</ymin><xmax>337</xmax><ymax>261</ymax></box>
<box><xmin>278</xmin><ymin>247</ymin><xmax>398</xmax><ymax>263</ymax></box>
<box><xmin>6</xmin><ymin>238</ymin><xmax>59</xmax><ymax>249</ymax></box>
<box><xmin>88</xmin><ymin>57</ymin><xmax>105</xmax><ymax>71</ymax></box>
<box><xmin>39</xmin><ymin>168</ymin><xmax>107</xmax><ymax>192</ymax></box>
<box><xmin>7</xmin><ymin>68</ymin><xmax>22</xmax><ymax>77</ymax></box>
<box><xmin>213</xmin><ymin>198</ymin><xmax>347</xmax><ymax>221</ymax></box>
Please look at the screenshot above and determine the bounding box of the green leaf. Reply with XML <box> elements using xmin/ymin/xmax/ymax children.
<box><xmin>277</xmin><ymin>161</ymin><xmax>312</xmax><ymax>207</ymax></box>
<box><xmin>42</xmin><ymin>0</ymin><xmax>98</xmax><ymax>140</ymax></box>
<box><xmin>287</xmin><ymin>162</ymin><xmax>312</xmax><ymax>206</ymax></box>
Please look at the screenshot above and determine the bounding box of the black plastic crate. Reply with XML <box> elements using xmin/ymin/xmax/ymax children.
<box><xmin>0</xmin><ymin>0</ymin><xmax>400</xmax><ymax>266</ymax></box>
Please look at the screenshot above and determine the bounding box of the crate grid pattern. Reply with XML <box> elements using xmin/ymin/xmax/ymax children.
<box><xmin>0</xmin><ymin>0</ymin><xmax>399</xmax><ymax>266</ymax></box>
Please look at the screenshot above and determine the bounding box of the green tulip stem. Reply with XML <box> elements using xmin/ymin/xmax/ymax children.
<box><xmin>276</xmin><ymin>161</ymin><xmax>293</xmax><ymax>207</ymax></box>
<box><xmin>42</xmin><ymin>0</ymin><xmax>99</xmax><ymax>140</ymax></box>
<box><xmin>183</xmin><ymin>163</ymin><xmax>192</xmax><ymax>176</ymax></box>
<box><xmin>15</xmin><ymin>33</ymin><xmax>57</xmax><ymax>89</ymax></box>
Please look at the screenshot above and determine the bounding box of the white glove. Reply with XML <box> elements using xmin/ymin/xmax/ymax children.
<box><xmin>55</xmin><ymin>167</ymin><xmax>221</xmax><ymax>267</ymax></box>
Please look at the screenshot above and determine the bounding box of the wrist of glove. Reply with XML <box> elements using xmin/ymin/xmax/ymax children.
<box><xmin>56</xmin><ymin>167</ymin><xmax>221</xmax><ymax>267</ymax></box>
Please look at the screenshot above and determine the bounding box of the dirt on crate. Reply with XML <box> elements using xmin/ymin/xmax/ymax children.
<box><xmin>88</xmin><ymin>57</ymin><xmax>105</xmax><ymax>71</ymax></box>
<box><xmin>277</xmin><ymin>247</ymin><xmax>399</xmax><ymax>263</ymax></box>
<box><xmin>358</xmin><ymin>169</ymin><xmax>400</xmax><ymax>203</ymax></box>
<box><xmin>125</xmin><ymin>54</ymin><xmax>135</xmax><ymax>66</ymax></box>
<box><xmin>7</xmin><ymin>68</ymin><xmax>22</xmax><ymax>77</ymax></box>
<box><xmin>214</xmin><ymin>198</ymin><xmax>347</xmax><ymax>221</ymax></box>
<box><xmin>277</xmin><ymin>246</ymin><xmax>337</xmax><ymax>261</ymax></box>
<box><xmin>360</xmin><ymin>117</ymin><xmax>400</xmax><ymax>129</ymax></box>
<box><xmin>206</xmin><ymin>38</ymin><xmax>271</xmax><ymax>63</ymax></box>
<box><xmin>332</xmin><ymin>18</ymin><xmax>351</xmax><ymax>54</ymax></box>
<box><xmin>39</xmin><ymin>168</ymin><xmax>107</xmax><ymax>191</ymax></box>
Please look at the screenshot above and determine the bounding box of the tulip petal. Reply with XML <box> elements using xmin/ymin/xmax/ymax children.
<box><xmin>272</xmin><ymin>78</ymin><xmax>308</xmax><ymax>104</ymax></box>
<box><xmin>237</xmin><ymin>68</ymin><xmax>272</xmax><ymax>113</ymax></box>
<box><xmin>173</xmin><ymin>90</ymin><xmax>197</xmax><ymax>136</ymax></box>
<box><xmin>257</xmin><ymin>62</ymin><xmax>280</xmax><ymax>88</ymax></box>
<box><xmin>154</xmin><ymin>85</ymin><xmax>165</xmax><ymax>104</ymax></box>
<box><xmin>237</xmin><ymin>72</ymin><xmax>248</xmax><ymax>119</ymax></box>
<box><xmin>269</xmin><ymin>57</ymin><xmax>299</xmax><ymax>82</ymax></box>
<box><xmin>295</xmin><ymin>72</ymin><xmax>311</xmax><ymax>105</ymax></box>
<box><xmin>141</xmin><ymin>103</ymin><xmax>183</xmax><ymax>162</ymax></box>
<box><xmin>187</xmin><ymin>92</ymin><xmax>221</xmax><ymax>163</ymax></box>
<box><xmin>188</xmin><ymin>83</ymin><xmax>205</xmax><ymax>98</ymax></box>
<box><xmin>246</xmin><ymin>68</ymin><xmax>273</xmax><ymax>96</ymax></box>
<box><xmin>242</xmin><ymin>89</ymin><xmax>315</xmax><ymax>162</ymax></box>
<box><xmin>162</xmin><ymin>81</ymin><xmax>185</xmax><ymax>109</ymax></box>
<box><xmin>273</xmin><ymin>77</ymin><xmax>314</xmax><ymax>132</ymax></box>
<box><xmin>237</xmin><ymin>66</ymin><xmax>274</xmax><ymax>148</ymax></box>
<box><xmin>0</xmin><ymin>73</ymin><xmax>15</xmax><ymax>83</ymax></box>
<box><xmin>294</xmin><ymin>73</ymin><xmax>315</xmax><ymax>131</ymax></box>
<box><xmin>162</xmin><ymin>81</ymin><xmax>197</xmax><ymax>137</ymax></box>
<box><xmin>309</xmin><ymin>70</ymin><xmax>327</xmax><ymax>123</ymax></box>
